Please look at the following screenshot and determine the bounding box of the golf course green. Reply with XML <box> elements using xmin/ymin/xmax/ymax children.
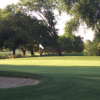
<box><xmin>0</xmin><ymin>55</ymin><xmax>100</xmax><ymax>100</ymax></box>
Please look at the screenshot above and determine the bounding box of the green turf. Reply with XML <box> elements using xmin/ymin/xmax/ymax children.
<box><xmin>0</xmin><ymin>56</ymin><xmax>100</xmax><ymax>100</ymax></box>
<box><xmin>43</xmin><ymin>52</ymin><xmax>85</xmax><ymax>56</ymax></box>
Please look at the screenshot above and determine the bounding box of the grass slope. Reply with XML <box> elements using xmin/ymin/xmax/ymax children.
<box><xmin>0</xmin><ymin>55</ymin><xmax>100</xmax><ymax>100</ymax></box>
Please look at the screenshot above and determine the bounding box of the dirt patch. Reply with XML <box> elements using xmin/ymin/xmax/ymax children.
<box><xmin>0</xmin><ymin>76</ymin><xmax>40</xmax><ymax>88</ymax></box>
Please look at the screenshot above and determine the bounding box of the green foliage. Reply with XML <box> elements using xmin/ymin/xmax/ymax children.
<box><xmin>58</xmin><ymin>36</ymin><xmax>74</xmax><ymax>53</ymax></box>
<box><xmin>20</xmin><ymin>0</ymin><xmax>62</xmax><ymax>56</ymax></box>
<box><xmin>64</xmin><ymin>17</ymin><xmax>80</xmax><ymax>37</ymax></box>
<box><xmin>85</xmin><ymin>40</ymin><xmax>100</xmax><ymax>56</ymax></box>
<box><xmin>0</xmin><ymin>3</ymin><xmax>53</xmax><ymax>56</ymax></box>
<box><xmin>59</xmin><ymin>35</ymin><xmax>84</xmax><ymax>53</ymax></box>
<box><xmin>57</xmin><ymin>0</ymin><xmax>100</xmax><ymax>42</ymax></box>
<box><xmin>15</xmin><ymin>54</ymin><xmax>24</xmax><ymax>58</ymax></box>
<box><xmin>0</xmin><ymin>55</ymin><xmax>7</xmax><ymax>59</ymax></box>
<box><xmin>0</xmin><ymin>53</ymin><xmax>24</xmax><ymax>59</ymax></box>
<box><xmin>57</xmin><ymin>0</ymin><xmax>100</xmax><ymax>23</ymax></box>
<box><xmin>43</xmin><ymin>46</ymin><xmax>58</xmax><ymax>54</ymax></box>
<box><xmin>0</xmin><ymin>5</ymin><xmax>26</xmax><ymax>53</ymax></box>
<box><xmin>73</xmin><ymin>35</ymin><xmax>84</xmax><ymax>52</ymax></box>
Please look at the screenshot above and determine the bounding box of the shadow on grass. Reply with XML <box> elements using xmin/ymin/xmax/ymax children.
<box><xmin>0</xmin><ymin>65</ymin><xmax>100</xmax><ymax>100</ymax></box>
<box><xmin>41</xmin><ymin>52</ymin><xmax>85</xmax><ymax>57</ymax></box>
<box><xmin>24</xmin><ymin>52</ymin><xmax>85</xmax><ymax>58</ymax></box>
<box><xmin>0</xmin><ymin>52</ymin><xmax>85</xmax><ymax>60</ymax></box>
<box><xmin>0</xmin><ymin>64</ymin><xmax>100</xmax><ymax>77</ymax></box>
<box><xmin>63</xmin><ymin>52</ymin><xmax>85</xmax><ymax>56</ymax></box>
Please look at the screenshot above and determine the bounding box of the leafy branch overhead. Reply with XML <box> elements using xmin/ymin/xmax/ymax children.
<box><xmin>64</xmin><ymin>17</ymin><xmax>80</xmax><ymax>37</ymax></box>
<box><xmin>56</xmin><ymin>0</ymin><xmax>100</xmax><ymax>36</ymax></box>
<box><xmin>19</xmin><ymin>0</ymin><xmax>62</xmax><ymax>56</ymax></box>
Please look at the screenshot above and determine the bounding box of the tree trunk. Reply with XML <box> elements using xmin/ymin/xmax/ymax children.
<box><xmin>54</xmin><ymin>39</ymin><xmax>62</xmax><ymax>56</ymax></box>
<box><xmin>30</xmin><ymin>49</ymin><xmax>34</xmax><ymax>56</ymax></box>
<box><xmin>22</xmin><ymin>50</ymin><xmax>26</xmax><ymax>56</ymax></box>
<box><xmin>13</xmin><ymin>49</ymin><xmax>16</xmax><ymax>56</ymax></box>
<box><xmin>57</xmin><ymin>45</ymin><xmax>62</xmax><ymax>56</ymax></box>
<box><xmin>52</xmin><ymin>28</ymin><xmax>62</xmax><ymax>56</ymax></box>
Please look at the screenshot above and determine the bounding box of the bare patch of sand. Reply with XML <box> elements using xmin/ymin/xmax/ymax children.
<box><xmin>0</xmin><ymin>76</ymin><xmax>40</xmax><ymax>88</ymax></box>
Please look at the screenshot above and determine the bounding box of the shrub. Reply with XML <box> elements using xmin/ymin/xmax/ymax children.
<box><xmin>0</xmin><ymin>55</ymin><xmax>7</xmax><ymax>59</ymax></box>
<box><xmin>85</xmin><ymin>40</ymin><xmax>100</xmax><ymax>56</ymax></box>
<box><xmin>0</xmin><ymin>54</ymin><xmax>24</xmax><ymax>59</ymax></box>
<box><xmin>58</xmin><ymin>36</ymin><xmax>74</xmax><ymax>53</ymax></box>
<box><xmin>73</xmin><ymin>36</ymin><xmax>84</xmax><ymax>52</ymax></box>
<box><xmin>13</xmin><ymin>54</ymin><xmax>24</xmax><ymax>58</ymax></box>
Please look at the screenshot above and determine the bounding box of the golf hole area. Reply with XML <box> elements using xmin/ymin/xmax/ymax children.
<box><xmin>0</xmin><ymin>76</ymin><xmax>40</xmax><ymax>88</ymax></box>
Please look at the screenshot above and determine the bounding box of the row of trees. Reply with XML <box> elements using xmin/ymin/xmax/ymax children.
<box><xmin>42</xmin><ymin>35</ymin><xmax>84</xmax><ymax>54</ymax></box>
<box><xmin>58</xmin><ymin>35</ymin><xmax>84</xmax><ymax>53</ymax></box>
<box><xmin>2</xmin><ymin>0</ymin><xmax>99</xmax><ymax>56</ymax></box>
<box><xmin>57</xmin><ymin>0</ymin><xmax>100</xmax><ymax>56</ymax></box>
<box><xmin>0</xmin><ymin>0</ymin><xmax>85</xmax><ymax>56</ymax></box>
<box><xmin>0</xmin><ymin>3</ymin><xmax>60</xmax><ymax>56</ymax></box>
<box><xmin>19</xmin><ymin>0</ymin><xmax>63</xmax><ymax>56</ymax></box>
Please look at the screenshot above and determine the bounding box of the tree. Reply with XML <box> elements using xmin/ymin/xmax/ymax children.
<box><xmin>85</xmin><ymin>40</ymin><xmax>100</xmax><ymax>56</ymax></box>
<box><xmin>58</xmin><ymin>36</ymin><xmax>74</xmax><ymax>53</ymax></box>
<box><xmin>0</xmin><ymin>2</ymin><xmax>54</xmax><ymax>56</ymax></box>
<box><xmin>0</xmin><ymin>5</ymin><xmax>31</xmax><ymax>55</ymax></box>
<box><xmin>56</xmin><ymin>0</ymin><xmax>100</xmax><ymax>40</ymax></box>
<box><xmin>0</xmin><ymin>4</ymin><xmax>36</xmax><ymax>55</ymax></box>
<box><xmin>0</xmin><ymin>5</ymin><xmax>19</xmax><ymax>55</ymax></box>
<box><xmin>20</xmin><ymin>16</ymin><xmax>39</xmax><ymax>56</ymax></box>
<box><xmin>73</xmin><ymin>35</ymin><xmax>84</xmax><ymax>52</ymax></box>
<box><xmin>64</xmin><ymin>17</ymin><xmax>80</xmax><ymax>37</ymax></box>
<box><xmin>19</xmin><ymin>0</ymin><xmax>62</xmax><ymax>56</ymax></box>
<box><xmin>44</xmin><ymin>10</ymin><xmax>62</xmax><ymax>55</ymax></box>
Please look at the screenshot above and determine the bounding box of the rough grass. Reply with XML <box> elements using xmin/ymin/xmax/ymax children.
<box><xmin>0</xmin><ymin>55</ymin><xmax>100</xmax><ymax>100</ymax></box>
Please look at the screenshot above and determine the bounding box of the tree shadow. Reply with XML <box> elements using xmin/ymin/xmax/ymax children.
<box><xmin>41</xmin><ymin>52</ymin><xmax>85</xmax><ymax>57</ymax></box>
<box><xmin>0</xmin><ymin>64</ymin><xmax>100</xmax><ymax>100</ymax></box>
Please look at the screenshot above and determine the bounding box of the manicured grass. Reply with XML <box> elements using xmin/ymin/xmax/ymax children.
<box><xmin>43</xmin><ymin>52</ymin><xmax>85</xmax><ymax>56</ymax></box>
<box><xmin>0</xmin><ymin>56</ymin><xmax>100</xmax><ymax>100</ymax></box>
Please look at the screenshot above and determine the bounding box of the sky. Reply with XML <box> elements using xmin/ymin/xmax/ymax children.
<box><xmin>0</xmin><ymin>0</ymin><xmax>94</xmax><ymax>42</ymax></box>
<box><xmin>0</xmin><ymin>0</ymin><xmax>18</xmax><ymax>8</ymax></box>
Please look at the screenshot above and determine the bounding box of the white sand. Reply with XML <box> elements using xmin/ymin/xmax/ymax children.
<box><xmin>0</xmin><ymin>76</ymin><xmax>40</xmax><ymax>88</ymax></box>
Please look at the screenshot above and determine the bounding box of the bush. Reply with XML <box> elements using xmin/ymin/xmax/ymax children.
<box><xmin>0</xmin><ymin>55</ymin><xmax>7</xmax><ymax>59</ymax></box>
<box><xmin>85</xmin><ymin>40</ymin><xmax>100</xmax><ymax>56</ymax></box>
<box><xmin>58</xmin><ymin>36</ymin><xmax>74</xmax><ymax>53</ymax></box>
<box><xmin>73</xmin><ymin>36</ymin><xmax>84</xmax><ymax>52</ymax></box>
<box><xmin>0</xmin><ymin>54</ymin><xmax>24</xmax><ymax>59</ymax></box>
<box><xmin>15</xmin><ymin>54</ymin><xmax>24</xmax><ymax>58</ymax></box>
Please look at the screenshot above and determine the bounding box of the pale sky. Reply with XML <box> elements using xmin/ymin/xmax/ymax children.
<box><xmin>0</xmin><ymin>0</ymin><xmax>94</xmax><ymax>42</ymax></box>
<box><xmin>0</xmin><ymin>0</ymin><xmax>19</xmax><ymax>8</ymax></box>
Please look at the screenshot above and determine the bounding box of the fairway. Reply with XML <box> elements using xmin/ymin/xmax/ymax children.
<box><xmin>0</xmin><ymin>56</ymin><xmax>100</xmax><ymax>100</ymax></box>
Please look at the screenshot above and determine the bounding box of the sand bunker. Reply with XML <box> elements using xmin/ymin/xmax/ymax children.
<box><xmin>0</xmin><ymin>76</ymin><xmax>40</xmax><ymax>88</ymax></box>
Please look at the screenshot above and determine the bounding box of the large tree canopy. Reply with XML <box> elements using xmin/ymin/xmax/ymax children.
<box><xmin>56</xmin><ymin>0</ymin><xmax>100</xmax><ymax>38</ymax></box>
<box><xmin>0</xmin><ymin>3</ymin><xmax>53</xmax><ymax>56</ymax></box>
<box><xmin>19</xmin><ymin>0</ymin><xmax>62</xmax><ymax>56</ymax></box>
